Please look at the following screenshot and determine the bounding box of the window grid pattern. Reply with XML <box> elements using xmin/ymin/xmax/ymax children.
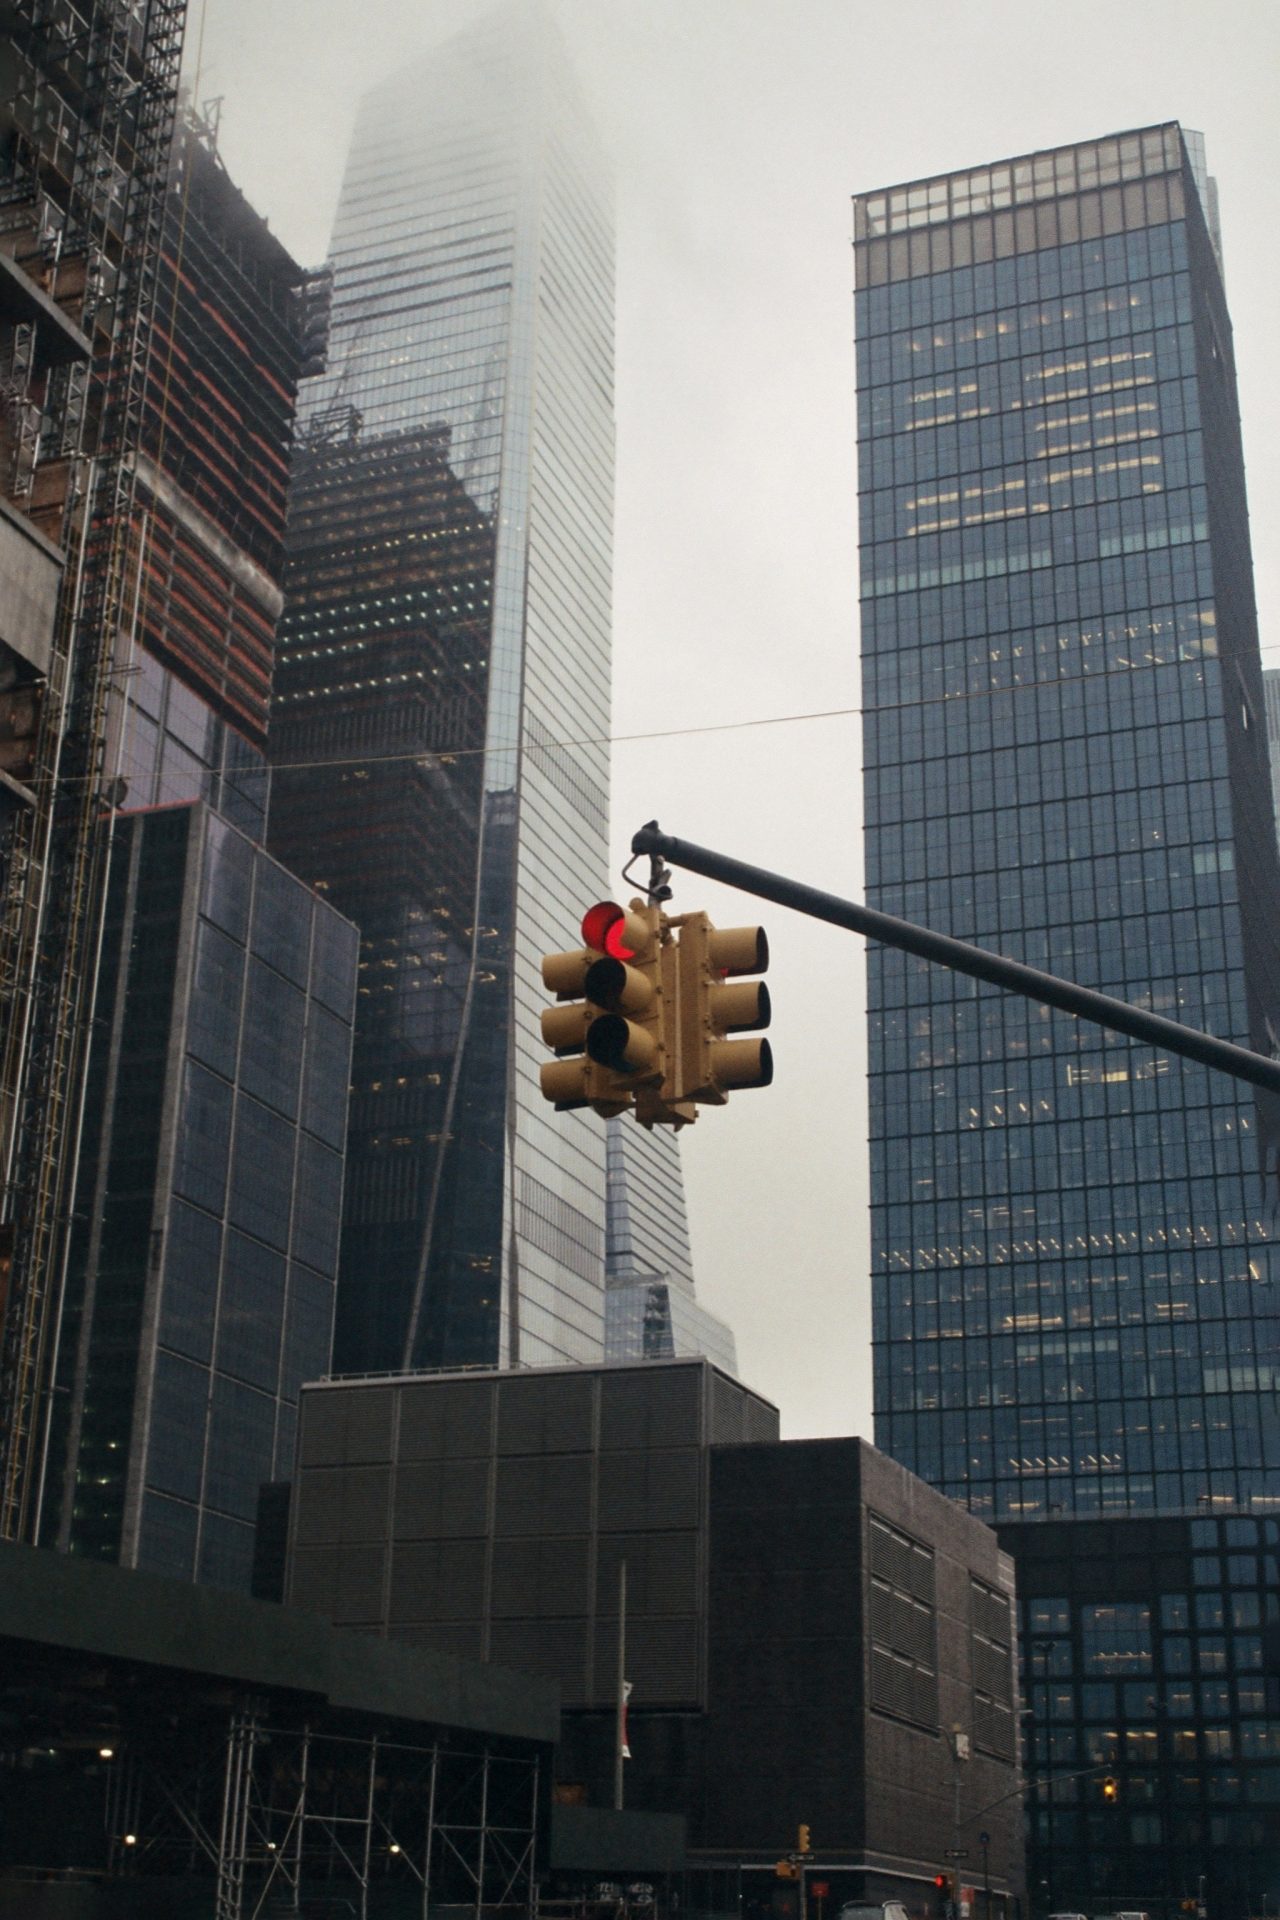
<box><xmin>1016</xmin><ymin>1514</ymin><xmax>1280</xmax><ymax>1903</ymax></box>
<box><xmin>856</xmin><ymin>127</ymin><xmax>1280</xmax><ymax>1521</ymax></box>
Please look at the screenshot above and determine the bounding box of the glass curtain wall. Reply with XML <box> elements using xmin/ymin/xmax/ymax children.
<box><xmin>855</xmin><ymin>126</ymin><xmax>1280</xmax><ymax>1520</ymax></box>
<box><xmin>271</xmin><ymin>5</ymin><xmax>617</xmax><ymax>1371</ymax></box>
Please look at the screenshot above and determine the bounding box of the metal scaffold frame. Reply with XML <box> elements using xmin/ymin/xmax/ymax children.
<box><xmin>99</xmin><ymin>1702</ymin><xmax>541</xmax><ymax>1920</ymax></box>
<box><xmin>0</xmin><ymin>0</ymin><xmax>186</xmax><ymax>1542</ymax></box>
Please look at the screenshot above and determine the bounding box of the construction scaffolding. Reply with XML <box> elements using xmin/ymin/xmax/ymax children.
<box><xmin>0</xmin><ymin>0</ymin><xmax>186</xmax><ymax>1542</ymax></box>
<box><xmin>0</xmin><ymin>1539</ymin><xmax>557</xmax><ymax>1917</ymax></box>
<box><xmin>110</xmin><ymin>1709</ymin><xmax>541</xmax><ymax>1920</ymax></box>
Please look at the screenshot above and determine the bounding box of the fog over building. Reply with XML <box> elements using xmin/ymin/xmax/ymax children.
<box><xmin>269</xmin><ymin>5</ymin><xmax>707</xmax><ymax>1375</ymax></box>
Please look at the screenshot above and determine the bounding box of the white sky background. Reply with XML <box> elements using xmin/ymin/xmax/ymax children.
<box><xmin>186</xmin><ymin>0</ymin><xmax>1280</xmax><ymax>1440</ymax></box>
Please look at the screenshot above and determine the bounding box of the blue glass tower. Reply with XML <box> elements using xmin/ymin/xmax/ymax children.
<box><xmin>856</xmin><ymin>126</ymin><xmax>1280</xmax><ymax>1522</ymax></box>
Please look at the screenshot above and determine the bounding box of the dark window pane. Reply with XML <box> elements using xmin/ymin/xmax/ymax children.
<box><xmin>158</xmin><ymin>1199</ymin><xmax>222</xmax><ymax>1363</ymax></box>
<box><xmin>200</xmin><ymin>815</ymin><xmax>253</xmax><ymax>943</ymax></box>
<box><xmin>217</xmin><ymin>1230</ymin><xmax>285</xmax><ymax>1391</ymax></box>
<box><xmin>187</xmin><ymin>920</ymin><xmax>244</xmax><ymax>1080</ymax></box>
<box><xmin>229</xmin><ymin>1097</ymin><xmax>293</xmax><ymax>1251</ymax></box>
<box><xmin>172</xmin><ymin>1062</ymin><xmax>232</xmax><ymax>1215</ymax></box>
<box><xmin>301</xmin><ymin>1002</ymin><xmax>352</xmax><ymax>1150</ymax></box>
<box><xmin>205</xmin><ymin>1376</ymin><xmax>276</xmax><ymax>1522</ymax></box>
<box><xmin>240</xmin><ymin>958</ymin><xmax>304</xmax><ymax>1120</ymax></box>
<box><xmin>136</xmin><ymin>1491</ymin><xmax>197</xmax><ymax>1581</ymax></box>
<box><xmin>292</xmin><ymin>1133</ymin><xmax>343</xmax><ymax>1276</ymax></box>
<box><xmin>282</xmin><ymin>1263</ymin><xmax>335</xmax><ymax>1398</ymax></box>
<box><xmin>251</xmin><ymin>860</ymin><xmax>310</xmax><ymax>985</ymax></box>
<box><xmin>146</xmin><ymin>1352</ymin><xmax>208</xmax><ymax>1502</ymax></box>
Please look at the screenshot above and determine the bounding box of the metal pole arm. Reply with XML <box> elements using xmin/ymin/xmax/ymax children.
<box><xmin>630</xmin><ymin>823</ymin><xmax>1280</xmax><ymax>1097</ymax></box>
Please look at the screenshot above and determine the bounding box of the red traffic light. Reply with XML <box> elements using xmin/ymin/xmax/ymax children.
<box><xmin>934</xmin><ymin>1877</ymin><xmax>947</xmax><ymax>1891</ymax></box>
<box><xmin>581</xmin><ymin>901</ymin><xmax>638</xmax><ymax>961</ymax></box>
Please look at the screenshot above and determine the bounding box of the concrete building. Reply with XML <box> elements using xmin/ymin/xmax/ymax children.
<box><xmin>282</xmin><ymin>1359</ymin><xmax>1024</xmax><ymax>1910</ymax></box>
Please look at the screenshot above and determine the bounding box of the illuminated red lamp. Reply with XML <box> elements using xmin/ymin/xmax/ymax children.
<box><xmin>581</xmin><ymin>901</ymin><xmax>638</xmax><ymax>961</ymax></box>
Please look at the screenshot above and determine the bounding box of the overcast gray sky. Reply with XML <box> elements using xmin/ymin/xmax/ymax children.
<box><xmin>187</xmin><ymin>0</ymin><xmax>1280</xmax><ymax>1439</ymax></box>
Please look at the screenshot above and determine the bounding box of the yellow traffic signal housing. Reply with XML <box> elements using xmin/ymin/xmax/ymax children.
<box><xmin>1101</xmin><ymin>1774</ymin><xmax>1119</xmax><ymax>1802</ymax></box>
<box><xmin>796</xmin><ymin>1824</ymin><xmax>811</xmax><ymax>1855</ymax></box>
<box><xmin>673</xmin><ymin>911</ymin><xmax>772</xmax><ymax>1105</ymax></box>
<box><xmin>540</xmin><ymin>899</ymin><xmax>671</xmax><ymax>1118</ymax></box>
<box><xmin>775</xmin><ymin>1861</ymin><xmax>799</xmax><ymax>1881</ymax></box>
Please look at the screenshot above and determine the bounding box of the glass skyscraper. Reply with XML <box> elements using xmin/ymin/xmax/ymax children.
<box><xmin>604</xmin><ymin>1119</ymin><xmax>737</xmax><ymax>1373</ymax></box>
<box><xmin>856</xmin><ymin>126</ymin><xmax>1280</xmax><ymax>1524</ymax></box>
<box><xmin>46</xmin><ymin>802</ymin><xmax>356</xmax><ymax>1591</ymax></box>
<box><xmin>271</xmin><ymin>6</ymin><xmax>697</xmax><ymax>1374</ymax></box>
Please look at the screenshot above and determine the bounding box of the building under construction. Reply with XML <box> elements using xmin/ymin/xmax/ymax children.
<box><xmin>0</xmin><ymin>1</ymin><xmax>333</xmax><ymax>1552</ymax></box>
<box><xmin>0</xmin><ymin>0</ymin><xmax>187</xmax><ymax>1546</ymax></box>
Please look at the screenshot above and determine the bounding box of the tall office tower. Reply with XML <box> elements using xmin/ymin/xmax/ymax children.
<box><xmin>272</xmin><ymin>6</ymin><xmax>694</xmax><ymax>1376</ymax></box>
<box><xmin>604</xmin><ymin>1120</ymin><xmax>737</xmax><ymax>1372</ymax></box>
<box><xmin>855</xmin><ymin>126</ymin><xmax>1280</xmax><ymax>1523</ymax></box>
<box><xmin>0</xmin><ymin>1</ymin><xmax>186</xmax><ymax>1542</ymax></box>
<box><xmin>44</xmin><ymin>801</ymin><xmax>356</xmax><ymax>1591</ymax></box>
<box><xmin>1262</xmin><ymin>667</ymin><xmax>1280</xmax><ymax>828</ymax></box>
<box><xmin>22</xmin><ymin>118</ymin><xmax>346</xmax><ymax>1588</ymax></box>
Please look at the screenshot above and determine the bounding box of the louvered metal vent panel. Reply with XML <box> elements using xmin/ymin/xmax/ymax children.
<box><xmin>869</xmin><ymin>1512</ymin><xmax>935</xmax><ymax>1603</ymax></box>
<box><xmin>973</xmin><ymin>1580</ymin><xmax>1011</xmax><ymax>1646</ymax></box>
<box><xmin>869</xmin><ymin>1644</ymin><xmax>937</xmax><ymax>1728</ymax></box>
<box><xmin>868</xmin><ymin>1576</ymin><xmax>933</xmax><ymax>1664</ymax></box>
<box><xmin>297</xmin><ymin>1391</ymin><xmax>349</xmax><ymax>1467</ymax></box>
<box><xmin>335</xmin><ymin>1465</ymin><xmax>391</xmax><ymax>1543</ymax></box>
<box><xmin>625</xmin><ymin>1617</ymin><xmax>700</xmax><ymax>1705</ymax></box>
<box><xmin>392</xmin><ymin>1457</ymin><xmax>489</xmax><ymax>1539</ymax></box>
<box><xmin>742</xmin><ymin>1394</ymin><xmax>781</xmax><ymax>1443</ymax></box>
<box><xmin>333</xmin><ymin>1543</ymin><xmax>386</xmax><ymax>1624</ymax></box>
<box><xmin>974</xmin><ymin>1636</ymin><xmax>1013</xmax><ymax>1702</ymax></box>
<box><xmin>388</xmin><ymin>1537</ymin><xmax>486</xmax><ymax>1623</ymax></box>
<box><xmin>494</xmin><ymin>1452</ymin><xmax>592</xmax><ymax>1535</ymax></box>
<box><xmin>708</xmin><ymin>1372</ymin><xmax>745</xmax><ymax>1444</ymax></box>
<box><xmin>496</xmin><ymin>1370</ymin><xmax>594</xmax><ymax>1454</ymax></box>
<box><xmin>393</xmin><ymin>1619</ymin><xmax>484</xmax><ymax>1661</ymax></box>
<box><xmin>397</xmin><ymin>1378</ymin><xmax>493</xmax><ymax>1460</ymax></box>
<box><xmin>974</xmin><ymin>1693</ymin><xmax>1016</xmax><ymax>1759</ymax></box>
<box><xmin>489</xmin><ymin>1618</ymin><xmax>590</xmax><ymax>1698</ymax></box>
<box><xmin>288</xmin><ymin>1543</ymin><xmax>340</xmax><ymax>1614</ymax></box>
<box><xmin>491</xmin><ymin>1534</ymin><xmax>590</xmax><ymax>1617</ymax></box>
<box><xmin>595</xmin><ymin>1529</ymin><xmax>699</xmax><ymax>1617</ymax></box>
<box><xmin>293</xmin><ymin>1467</ymin><xmax>345</xmax><ymax>1545</ymax></box>
<box><xmin>599</xmin><ymin>1366</ymin><xmax>701</xmax><ymax>1450</ymax></box>
<box><xmin>597</xmin><ymin>1448</ymin><xmax>700</xmax><ymax>1531</ymax></box>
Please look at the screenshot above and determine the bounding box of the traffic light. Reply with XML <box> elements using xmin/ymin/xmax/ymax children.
<box><xmin>934</xmin><ymin>1874</ymin><xmax>956</xmax><ymax>1905</ymax></box>
<box><xmin>796</xmin><ymin>1824</ymin><xmax>811</xmax><ymax>1856</ymax></box>
<box><xmin>672</xmin><ymin>910</ymin><xmax>771</xmax><ymax>1105</ymax></box>
<box><xmin>1102</xmin><ymin>1774</ymin><xmax>1119</xmax><ymax>1802</ymax></box>
<box><xmin>540</xmin><ymin>900</ymin><xmax>670</xmax><ymax>1118</ymax></box>
<box><xmin>775</xmin><ymin>1861</ymin><xmax>799</xmax><ymax>1881</ymax></box>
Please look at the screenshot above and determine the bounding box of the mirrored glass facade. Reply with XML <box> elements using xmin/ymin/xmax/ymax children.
<box><xmin>270</xmin><ymin>6</ymin><xmax>628</xmax><ymax>1373</ymax></box>
<box><xmin>856</xmin><ymin>125</ymin><xmax>1280</xmax><ymax>1520</ymax></box>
